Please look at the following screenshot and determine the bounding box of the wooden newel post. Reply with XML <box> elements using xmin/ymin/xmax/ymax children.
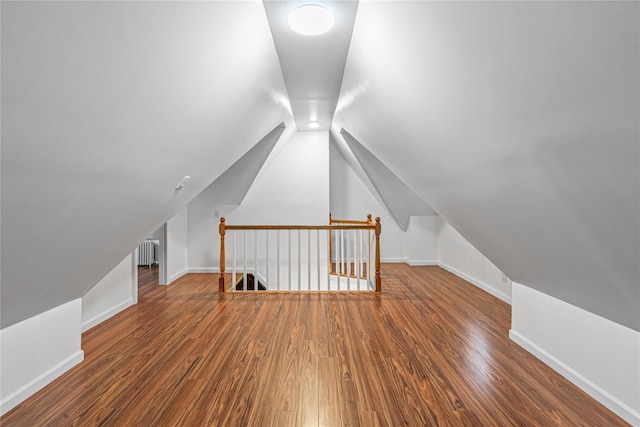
<box><xmin>219</xmin><ymin>217</ymin><xmax>226</xmax><ymax>292</ymax></box>
<box><xmin>374</xmin><ymin>217</ymin><xmax>381</xmax><ymax>292</ymax></box>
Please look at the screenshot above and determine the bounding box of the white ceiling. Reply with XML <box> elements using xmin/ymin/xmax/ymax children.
<box><xmin>263</xmin><ymin>1</ymin><xmax>358</xmax><ymax>131</ymax></box>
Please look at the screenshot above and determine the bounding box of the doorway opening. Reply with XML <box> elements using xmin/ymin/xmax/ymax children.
<box><xmin>134</xmin><ymin>223</ymin><xmax>168</xmax><ymax>302</ymax></box>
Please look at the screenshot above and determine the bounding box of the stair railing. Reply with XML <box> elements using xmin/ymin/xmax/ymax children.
<box><xmin>218</xmin><ymin>215</ymin><xmax>381</xmax><ymax>292</ymax></box>
<box><xmin>329</xmin><ymin>213</ymin><xmax>374</xmax><ymax>278</ymax></box>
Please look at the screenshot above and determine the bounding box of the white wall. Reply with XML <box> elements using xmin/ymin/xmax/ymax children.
<box><xmin>334</xmin><ymin>0</ymin><xmax>639</xmax><ymax>333</ymax></box>
<box><xmin>0</xmin><ymin>299</ymin><xmax>83</xmax><ymax>415</ymax></box>
<box><xmin>2</xmin><ymin>0</ymin><xmax>294</xmax><ymax>329</ymax></box>
<box><xmin>405</xmin><ymin>216</ymin><xmax>439</xmax><ymax>265</ymax></box>
<box><xmin>330</xmin><ymin>142</ymin><xmax>404</xmax><ymax>260</ymax></box>
<box><xmin>329</xmin><ymin>142</ymin><xmax>440</xmax><ymax>263</ymax></box>
<box><xmin>437</xmin><ymin>221</ymin><xmax>512</xmax><ymax>303</ymax></box>
<box><xmin>81</xmin><ymin>253</ymin><xmax>135</xmax><ymax>332</ymax></box>
<box><xmin>510</xmin><ymin>283</ymin><xmax>640</xmax><ymax>425</ymax></box>
<box><xmin>147</xmin><ymin>227</ymin><xmax>162</xmax><ymax>241</ymax></box>
<box><xmin>229</xmin><ymin>131</ymin><xmax>330</xmax><ymax>225</ymax></box>
<box><xmin>167</xmin><ymin>206</ymin><xmax>188</xmax><ymax>284</ymax></box>
<box><xmin>188</xmin><ymin>131</ymin><xmax>330</xmax><ymax>272</ymax></box>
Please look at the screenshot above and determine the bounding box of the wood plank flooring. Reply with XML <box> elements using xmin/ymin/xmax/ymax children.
<box><xmin>0</xmin><ymin>264</ymin><xmax>629</xmax><ymax>426</ymax></box>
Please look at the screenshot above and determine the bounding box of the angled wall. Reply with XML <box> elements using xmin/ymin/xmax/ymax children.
<box><xmin>188</xmin><ymin>131</ymin><xmax>330</xmax><ymax>272</ymax></box>
<box><xmin>81</xmin><ymin>253</ymin><xmax>135</xmax><ymax>332</ymax></box>
<box><xmin>339</xmin><ymin>129</ymin><xmax>436</xmax><ymax>231</ymax></box>
<box><xmin>334</xmin><ymin>0</ymin><xmax>639</xmax><ymax>333</ymax></box>
<box><xmin>167</xmin><ymin>206</ymin><xmax>188</xmax><ymax>284</ymax></box>
<box><xmin>437</xmin><ymin>221</ymin><xmax>512</xmax><ymax>304</ymax></box>
<box><xmin>329</xmin><ymin>140</ymin><xmax>438</xmax><ymax>264</ymax></box>
<box><xmin>195</xmin><ymin>124</ymin><xmax>286</xmax><ymax>206</ymax></box>
<box><xmin>511</xmin><ymin>284</ymin><xmax>640</xmax><ymax>425</ymax></box>
<box><xmin>333</xmin><ymin>1</ymin><xmax>639</xmax><ymax>421</ymax></box>
<box><xmin>1</xmin><ymin>300</ymin><xmax>83</xmax><ymax>415</ymax></box>
<box><xmin>1</xmin><ymin>1</ymin><xmax>292</xmax><ymax>328</ymax></box>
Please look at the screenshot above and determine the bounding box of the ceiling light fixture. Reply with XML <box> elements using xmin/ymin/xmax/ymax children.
<box><xmin>289</xmin><ymin>5</ymin><xmax>334</xmax><ymax>36</ymax></box>
<box><xmin>308</xmin><ymin>121</ymin><xmax>320</xmax><ymax>129</ymax></box>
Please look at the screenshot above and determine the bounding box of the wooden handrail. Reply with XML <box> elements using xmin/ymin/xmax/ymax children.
<box><xmin>329</xmin><ymin>213</ymin><xmax>373</xmax><ymax>225</ymax></box>
<box><xmin>225</xmin><ymin>224</ymin><xmax>375</xmax><ymax>231</ymax></box>
<box><xmin>330</xmin><ymin>219</ymin><xmax>370</xmax><ymax>225</ymax></box>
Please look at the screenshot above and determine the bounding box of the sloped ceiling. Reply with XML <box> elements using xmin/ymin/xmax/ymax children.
<box><xmin>195</xmin><ymin>123</ymin><xmax>286</xmax><ymax>206</ymax></box>
<box><xmin>339</xmin><ymin>129</ymin><xmax>436</xmax><ymax>231</ymax></box>
<box><xmin>333</xmin><ymin>1</ymin><xmax>639</xmax><ymax>330</ymax></box>
<box><xmin>329</xmin><ymin>131</ymin><xmax>387</xmax><ymax>212</ymax></box>
<box><xmin>1</xmin><ymin>1</ymin><xmax>293</xmax><ymax>327</ymax></box>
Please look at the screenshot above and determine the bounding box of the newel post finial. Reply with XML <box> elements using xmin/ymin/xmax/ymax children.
<box><xmin>374</xmin><ymin>217</ymin><xmax>381</xmax><ymax>292</ymax></box>
<box><xmin>219</xmin><ymin>217</ymin><xmax>226</xmax><ymax>292</ymax></box>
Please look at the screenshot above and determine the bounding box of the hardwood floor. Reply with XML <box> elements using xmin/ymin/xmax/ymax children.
<box><xmin>137</xmin><ymin>264</ymin><xmax>159</xmax><ymax>300</ymax></box>
<box><xmin>0</xmin><ymin>264</ymin><xmax>628</xmax><ymax>426</ymax></box>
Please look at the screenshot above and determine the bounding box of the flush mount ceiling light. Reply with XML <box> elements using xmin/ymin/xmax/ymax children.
<box><xmin>289</xmin><ymin>4</ymin><xmax>334</xmax><ymax>36</ymax></box>
<box><xmin>308</xmin><ymin>121</ymin><xmax>320</xmax><ymax>129</ymax></box>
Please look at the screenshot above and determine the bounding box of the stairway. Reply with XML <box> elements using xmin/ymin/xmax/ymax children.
<box><xmin>234</xmin><ymin>273</ymin><xmax>267</xmax><ymax>291</ymax></box>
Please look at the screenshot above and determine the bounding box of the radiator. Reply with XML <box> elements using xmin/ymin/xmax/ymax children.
<box><xmin>138</xmin><ymin>241</ymin><xmax>156</xmax><ymax>266</ymax></box>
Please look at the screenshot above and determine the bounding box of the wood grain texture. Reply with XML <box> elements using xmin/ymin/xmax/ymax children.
<box><xmin>0</xmin><ymin>264</ymin><xmax>629</xmax><ymax>426</ymax></box>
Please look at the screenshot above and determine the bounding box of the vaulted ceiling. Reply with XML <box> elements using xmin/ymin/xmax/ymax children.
<box><xmin>1</xmin><ymin>1</ymin><xmax>638</xmax><ymax>332</ymax></box>
<box><xmin>1</xmin><ymin>1</ymin><xmax>293</xmax><ymax>327</ymax></box>
<box><xmin>331</xmin><ymin>1</ymin><xmax>639</xmax><ymax>331</ymax></box>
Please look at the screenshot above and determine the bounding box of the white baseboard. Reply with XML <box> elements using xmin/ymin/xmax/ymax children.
<box><xmin>437</xmin><ymin>261</ymin><xmax>511</xmax><ymax>304</ymax></box>
<box><xmin>81</xmin><ymin>299</ymin><xmax>133</xmax><ymax>333</ymax></box>
<box><xmin>509</xmin><ymin>329</ymin><xmax>640</xmax><ymax>426</ymax></box>
<box><xmin>0</xmin><ymin>350</ymin><xmax>84</xmax><ymax>416</ymax></box>
<box><xmin>380</xmin><ymin>257</ymin><xmax>406</xmax><ymax>263</ymax></box>
<box><xmin>381</xmin><ymin>258</ymin><xmax>438</xmax><ymax>266</ymax></box>
<box><xmin>188</xmin><ymin>268</ymin><xmax>219</xmax><ymax>274</ymax></box>
<box><xmin>168</xmin><ymin>268</ymin><xmax>188</xmax><ymax>284</ymax></box>
<box><xmin>407</xmin><ymin>260</ymin><xmax>438</xmax><ymax>266</ymax></box>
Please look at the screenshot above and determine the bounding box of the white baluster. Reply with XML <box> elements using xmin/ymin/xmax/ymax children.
<box><xmin>266</xmin><ymin>231</ymin><xmax>270</xmax><ymax>291</ymax></box>
<box><xmin>355</xmin><ymin>229</ymin><xmax>359</xmax><ymax>290</ymax></box>
<box><xmin>352</xmin><ymin>229</ymin><xmax>356</xmax><ymax>290</ymax></box>
<box><xmin>358</xmin><ymin>228</ymin><xmax>363</xmax><ymax>291</ymax></box>
<box><xmin>327</xmin><ymin>229</ymin><xmax>332</xmax><ymax>291</ymax></box>
<box><xmin>317</xmin><ymin>229</ymin><xmax>321</xmax><ymax>292</ymax></box>
<box><xmin>255</xmin><ymin>230</ymin><xmax>259</xmax><ymax>292</ymax></box>
<box><xmin>232</xmin><ymin>232</ymin><xmax>237</xmax><ymax>292</ymax></box>
<box><xmin>338</xmin><ymin>229</ymin><xmax>343</xmax><ymax>291</ymax></box>
<box><xmin>347</xmin><ymin>229</ymin><xmax>351</xmax><ymax>291</ymax></box>
<box><xmin>297</xmin><ymin>229</ymin><xmax>301</xmax><ymax>292</ymax></box>
<box><xmin>335</xmin><ymin>229</ymin><xmax>339</xmax><ymax>291</ymax></box>
<box><xmin>370</xmin><ymin>230</ymin><xmax>375</xmax><ymax>290</ymax></box>
<box><xmin>307</xmin><ymin>229</ymin><xmax>311</xmax><ymax>292</ymax></box>
<box><xmin>288</xmin><ymin>229</ymin><xmax>292</xmax><ymax>291</ymax></box>
<box><xmin>243</xmin><ymin>230</ymin><xmax>248</xmax><ymax>292</ymax></box>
